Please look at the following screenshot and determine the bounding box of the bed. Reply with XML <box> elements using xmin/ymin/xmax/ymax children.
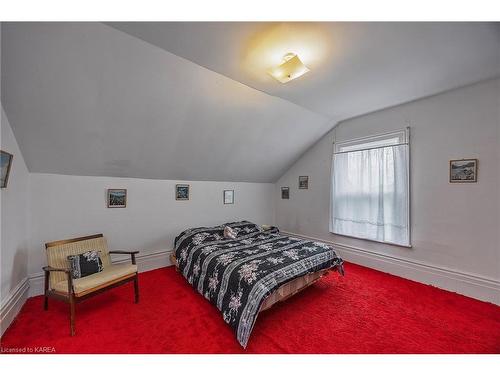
<box><xmin>171</xmin><ymin>220</ymin><xmax>344</xmax><ymax>348</ymax></box>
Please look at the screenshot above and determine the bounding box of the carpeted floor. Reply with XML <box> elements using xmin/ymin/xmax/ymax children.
<box><xmin>1</xmin><ymin>262</ymin><xmax>499</xmax><ymax>354</ymax></box>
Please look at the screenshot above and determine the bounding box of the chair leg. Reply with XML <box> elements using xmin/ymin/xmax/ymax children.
<box><xmin>43</xmin><ymin>270</ymin><xmax>49</xmax><ymax>310</ymax></box>
<box><xmin>69</xmin><ymin>295</ymin><xmax>76</xmax><ymax>336</ymax></box>
<box><xmin>134</xmin><ymin>273</ymin><xmax>139</xmax><ymax>303</ymax></box>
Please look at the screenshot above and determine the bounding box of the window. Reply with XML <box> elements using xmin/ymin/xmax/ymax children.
<box><xmin>330</xmin><ymin>129</ymin><xmax>410</xmax><ymax>247</ymax></box>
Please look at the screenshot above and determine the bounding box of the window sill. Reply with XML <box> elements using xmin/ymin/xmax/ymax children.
<box><xmin>329</xmin><ymin>231</ymin><xmax>413</xmax><ymax>249</ymax></box>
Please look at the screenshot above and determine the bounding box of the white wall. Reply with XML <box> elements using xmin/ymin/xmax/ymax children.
<box><xmin>275</xmin><ymin>79</ymin><xmax>500</xmax><ymax>303</ymax></box>
<box><xmin>27</xmin><ymin>173</ymin><xmax>275</xmax><ymax>277</ymax></box>
<box><xmin>1</xmin><ymin>105</ymin><xmax>30</xmax><ymax>323</ymax></box>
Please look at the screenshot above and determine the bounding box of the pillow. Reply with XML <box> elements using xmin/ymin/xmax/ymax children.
<box><xmin>224</xmin><ymin>226</ymin><xmax>238</xmax><ymax>239</ymax></box>
<box><xmin>225</xmin><ymin>221</ymin><xmax>261</xmax><ymax>236</ymax></box>
<box><xmin>175</xmin><ymin>226</ymin><xmax>225</xmax><ymax>248</ymax></box>
<box><xmin>67</xmin><ymin>250</ymin><xmax>104</xmax><ymax>279</ymax></box>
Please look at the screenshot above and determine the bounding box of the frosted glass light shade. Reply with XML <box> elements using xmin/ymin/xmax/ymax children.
<box><xmin>268</xmin><ymin>54</ymin><xmax>310</xmax><ymax>83</ymax></box>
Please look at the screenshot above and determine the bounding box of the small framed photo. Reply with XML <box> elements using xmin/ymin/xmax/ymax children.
<box><xmin>107</xmin><ymin>189</ymin><xmax>127</xmax><ymax>208</ymax></box>
<box><xmin>450</xmin><ymin>159</ymin><xmax>478</xmax><ymax>183</ymax></box>
<box><xmin>176</xmin><ymin>184</ymin><xmax>190</xmax><ymax>200</ymax></box>
<box><xmin>1</xmin><ymin>150</ymin><xmax>13</xmax><ymax>189</ymax></box>
<box><xmin>298</xmin><ymin>176</ymin><xmax>309</xmax><ymax>189</ymax></box>
<box><xmin>281</xmin><ymin>187</ymin><xmax>290</xmax><ymax>199</ymax></box>
<box><xmin>223</xmin><ymin>189</ymin><xmax>234</xmax><ymax>204</ymax></box>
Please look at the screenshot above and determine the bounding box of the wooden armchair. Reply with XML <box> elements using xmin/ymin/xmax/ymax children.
<box><xmin>43</xmin><ymin>233</ymin><xmax>139</xmax><ymax>336</ymax></box>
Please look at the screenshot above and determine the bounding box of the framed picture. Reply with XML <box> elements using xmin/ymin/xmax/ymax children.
<box><xmin>176</xmin><ymin>184</ymin><xmax>190</xmax><ymax>200</ymax></box>
<box><xmin>223</xmin><ymin>189</ymin><xmax>234</xmax><ymax>204</ymax></box>
<box><xmin>1</xmin><ymin>150</ymin><xmax>13</xmax><ymax>189</ymax></box>
<box><xmin>298</xmin><ymin>176</ymin><xmax>309</xmax><ymax>189</ymax></box>
<box><xmin>281</xmin><ymin>187</ymin><xmax>290</xmax><ymax>199</ymax></box>
<box><xmin>450</xmin><ymin>159</ymin><xmax>478</xmax><ymax>183</ymax></box>
<box><xmin>107</xmin><ymin>189</ymin><xmax>127</xmax><ymax>208</ymax></box>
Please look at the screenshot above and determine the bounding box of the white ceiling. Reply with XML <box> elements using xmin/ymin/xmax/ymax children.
<box><xmin>2</xmin><ymin>22</ymin><xmax>499</xmax><ymax>182</ymax></box>
<box><xmin>1</xmin><ymin>22</ymin><xmax>331</xmax><ymax>182</ymax></box>
<box><xmin>108</xmin><ymin>22</ymin><xmax>500</xmax><ymax>120</ymax></box>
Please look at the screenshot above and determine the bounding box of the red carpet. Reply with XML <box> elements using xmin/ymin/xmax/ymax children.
<box><xmin>1</xmin><ymin>263</ymin><xmax>499</xmax><ymax>353</ymax></box>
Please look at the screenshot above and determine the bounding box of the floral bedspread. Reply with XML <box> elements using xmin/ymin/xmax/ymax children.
<box><xmin>174</xmin><ymin>221</ymin><xmax>344</xmax><ymax>348</ymax></box>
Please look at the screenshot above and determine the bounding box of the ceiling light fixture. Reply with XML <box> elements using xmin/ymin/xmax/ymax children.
<box><xmin>268</xmin><ymin>53</ymin><xmax>310</xmax><ymax>83</ymax></box>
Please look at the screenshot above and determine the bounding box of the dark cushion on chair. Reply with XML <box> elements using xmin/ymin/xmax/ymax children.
<box><xmin>67</xmin><ymin>250</ymin><xmax>104</xmax><ymax>279</ymax></box>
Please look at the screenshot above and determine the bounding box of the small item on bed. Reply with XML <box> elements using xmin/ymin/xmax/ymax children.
<box><xmin>225</xmin><ymin>220</ymin><xmax>261</xmax><ymax>236</ymax></box>
<box><xmin>67</xmin><ymin>250</ymin><xmax>104</xmax><ymax>279</ymax></box>
<box><xmin>223</xmin><ymin>226</ymin><xmax>238</xmax><ymax>239</ymax></box>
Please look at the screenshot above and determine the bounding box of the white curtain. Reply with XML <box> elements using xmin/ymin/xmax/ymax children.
<box><xmin>330</xmin><ymin>144</ymin><xmax>410</xmax><ymax>246</ymax></box>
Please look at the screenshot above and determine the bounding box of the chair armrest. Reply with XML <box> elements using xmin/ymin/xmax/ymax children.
<box><xmin>109</xmin><ymin>250</ymin><xmax>140</xmax><ymax>265</ymax></box>
<box><xmin>43</xmin><ymin>266</ymin><xmax>74</xmax><ymax>294</ymax></box>
<box><xmin>43</xmin><ymin>266</ymin><xmax>71</xmax><ymax>274</ymax></box>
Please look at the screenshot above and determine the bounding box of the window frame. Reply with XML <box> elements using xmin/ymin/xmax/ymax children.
<box><xmin>330</xmin><ymin>128</ymin><xmax>412</xmax><ymax>248</ymax></box>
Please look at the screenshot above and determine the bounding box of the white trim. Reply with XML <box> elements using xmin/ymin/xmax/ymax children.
<box><xmin>283</xmin><ymin>231</ymin><xmax>500</xmax><ymax>305</ymax></box>
<box><xmin>328</xmin><ymin>231</ymin><xmax>413</xmax><ymax>248</ymax></box>
<box><xmin>28</xmin><ymin>249</ymin><xmax>173</xmax><ymax>298</ymax></box>
<box><xmin>333</xmin><ymin>128</ymin><xmax>409</xmax><ymax>153</ymax></box>
<box><xmin>0</xmin><ymin>278</ymin><xmax>30</xmax><ymax>337</ymax></box>
<box><xmin>111</xmin><ymin>249</ymin><xmax>173</xmax><ymax>272</ymax></box>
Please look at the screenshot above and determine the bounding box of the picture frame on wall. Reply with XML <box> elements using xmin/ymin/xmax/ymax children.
<box><xmin>176</xmin><ymin>184</ymin><xmax>190</xmax><ymax>200</ymax></box>
<box><xmin>449</xmin><ymin>159</ymin><xmax>478</xmax><ymax>183</ymax></box>
<box><xmin>107</xmin><ymin>189</ymin><xmax>127</xmax><ymax>208</ymax></box>
<box><xmin>281</xmin><ymin>187</ymin><xmax>290</xmax><ymax>199</ymax></box>
<box><xmin>223</xmin><ymin>189</ymin><xmax>234</xmax><ymax>204</ymax></box>
<box><xmin>1</xmin><ymin>150</ymin><xmax>13</xmax><ymax>189</ymax></box>
<box><xmin>298</xmin><ymin>176</ymin><xmax>309</xmax><ymax>189</ymax></box>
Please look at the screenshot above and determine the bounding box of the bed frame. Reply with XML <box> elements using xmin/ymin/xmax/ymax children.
<box><xmin>170</xmin><ymin>253</ymin><xmax>335</xmax><ymax>312</ymax></box>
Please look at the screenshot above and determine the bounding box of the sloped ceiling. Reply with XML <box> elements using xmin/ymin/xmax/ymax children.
<box><xmin>2</xmin><ymin>22</ymin><xmax>499</xmax><ymax>182</ymax></box>
<box><xmin>108</xmin><ymin>22</ymin><xmax>500</xmax><ymax>119</ymax></box>
<box><xmin>0</xmin><ymin>22</ymin><xmax>331</xmax><ymax>182</ymax></box>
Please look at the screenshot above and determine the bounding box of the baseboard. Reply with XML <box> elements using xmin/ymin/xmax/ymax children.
<box><xmin>282</xmin><ymin>231</ymin><xmax>500</xmax><ymax>305</ymax></box>
<box><xmin>0</xmin><ymin>278</ymin><xmax>30</xmax><ymax>337</ymax></box>
<box><xmin>111</xmin><ymin>249</ymin><xmax>173</xmax><ymax>273</ymax></box>
<box><xmin>28</xmin><ymin>249</ymin><xmax>173</xmax><ymax>298</ymax></box>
